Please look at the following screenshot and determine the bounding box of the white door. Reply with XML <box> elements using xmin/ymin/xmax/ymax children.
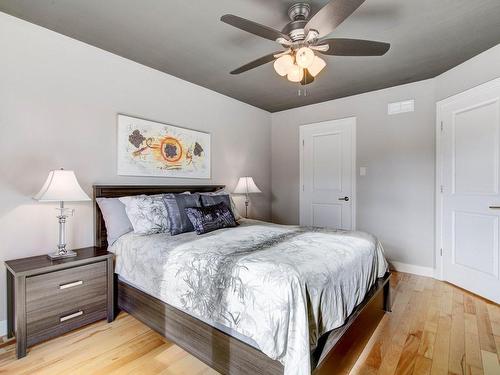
<box><xmin>300</xmin><ymin>117</ymin><xmax>356</xmax><ymax>230</ymax></box>
<box><xmin>439</xmin><ymin>78</ymin><xmax>500</xmax><ymax>303</ymax></box>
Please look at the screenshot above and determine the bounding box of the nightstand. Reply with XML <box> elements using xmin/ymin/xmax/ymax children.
<box><xmin>5</xmin><ymin>247</ymin><xmax>114</xmax><ymax>359</ymax></box>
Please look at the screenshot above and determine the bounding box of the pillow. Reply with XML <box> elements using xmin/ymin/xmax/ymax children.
<box><xmin>119</xmin><ymin>194</ymin><xmax>169</xmax><ymax>235</ymax></box>
<box><xmin>96</xmin><ymin>197</ymin><xmax>133</xmax><ymax>245</ymax></box>
<box><xmin>200</xmin><ymin>190</ymin><xmax>242</xmax><ymax>220</ymax></box>
<box><xmin>162</xmin><ymin>193</ymin><xmax>202</xmax><ymax>235</ymax></box>
<box><xmin>185</xmin><ymin>202</ymin><xmax>238</xmax><ymax>235</ymax></box>
<box><xmin>200</xmin><ymin>193</ymin><xmax>231</xmax><ymax>210</ymax></box>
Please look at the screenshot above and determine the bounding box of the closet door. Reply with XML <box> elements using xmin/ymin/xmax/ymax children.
<box><xmin>300</xmin><ymin>117</ymin><xmax>356</xmax><ymax>230</ymax></box>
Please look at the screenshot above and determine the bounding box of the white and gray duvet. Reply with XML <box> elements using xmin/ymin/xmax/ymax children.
<box><xmin>110</xmin><ymin>219</ymin><xmax>388</xmax><ymax>375</ymax></box>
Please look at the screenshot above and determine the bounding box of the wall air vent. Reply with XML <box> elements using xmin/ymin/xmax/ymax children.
<box><xmin>388</xmin><ymin>100</ymin><xmax>415</xmax><ymax>115</ymax></box>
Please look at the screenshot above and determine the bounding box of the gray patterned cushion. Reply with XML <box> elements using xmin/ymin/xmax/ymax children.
<box><xmin>162</xmin><ymin>193</ymin><xmax>202</xmax><ymax>235</ymax></box>
<box><xmin>185</xmin><ymin>202</ymin><xmax>238</xmax><ymax>234</ymax></box>
<box><xmin>200</xmin><ymin>191</ymin><xmax>241</xmax><ymax>220</ymax></box>
<box><xmin>200</xmin><ymin>193</ymin><xmax>231</xmax><ymax>210</ymax></box>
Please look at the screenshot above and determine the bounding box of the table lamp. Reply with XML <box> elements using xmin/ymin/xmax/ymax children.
<box><xmin>34</xmin><ymin>169</ymin><xmax>91</xmax><ymax>259</ymax></box>
<box><xmin>233</xmin><ymin>177</ymin><xmax>261</xmax><ymax>218</ymax></box>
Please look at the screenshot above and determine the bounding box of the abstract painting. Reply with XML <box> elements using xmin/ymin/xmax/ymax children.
<box><xmin>117</xmin><ymin>114</ymin><xmax>210</xmax><ymax>178</ymax></box>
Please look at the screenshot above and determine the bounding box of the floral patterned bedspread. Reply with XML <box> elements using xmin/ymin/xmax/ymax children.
<box><xmin>110</xmin><ymin>219</ymin><xmax>388</xmax><ymax>375</ymax></box>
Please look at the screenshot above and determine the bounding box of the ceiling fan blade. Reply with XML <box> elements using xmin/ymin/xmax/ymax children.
<box><xmin>305</xmin><ymin>0</ymin><xmax>366</xmax><ymax>38</ymax></box>
<box><xmin>221</xmin><ymin>14</ymin><xmax>291</xmax><ymax>42</ymax></box>
<box><xmin>230</xmin><ymin>51</ymin><xmax>284</xmax><ymax>74</ymax></box>
<box><xmin>317</xmin><ymin>38</ymin><xmax>390</xmax><ymax>56</ymax></box>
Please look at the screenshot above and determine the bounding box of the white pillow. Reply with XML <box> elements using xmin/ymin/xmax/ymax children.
<box><xmin>119</xmin><ymin>194</ymin><xmax>169</xmax><ymax>235</ymax></box>
<box><xmin>96</xmin><ymin>197</ymin><xmax>133</xmax><ymax>245</ymax></box>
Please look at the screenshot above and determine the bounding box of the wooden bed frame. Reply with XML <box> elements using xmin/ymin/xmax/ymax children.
<box><xmin>94</xmin><ymin>184</ymin><xmax>391</xmax><ymax>375</ymax></box>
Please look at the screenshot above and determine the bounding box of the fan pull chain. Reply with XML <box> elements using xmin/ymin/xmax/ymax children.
<box><xmin>298</xmin><ymin>68</ymin><xmax>309</xmax><ymax>96</ymax></box>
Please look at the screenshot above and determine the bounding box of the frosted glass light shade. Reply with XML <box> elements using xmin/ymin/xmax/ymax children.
<box><xmin>34</xmin><ymin>169</ymin><xmax>91</xmax><ymax>202</ymax></box>
<box><xmin>233</xmin><ymin>177</ymin><xmax>262</xmax><ymax>194</ymax></box>
<box><xmin>287</xmin><ymin>65</ymin><xmax>304</xmax><ymax>82</ymax></box>
<box><xmin>308</xmin><ymin>56</ymin><xmax>326</xmax><ymax>77</ymax></box>
<box><xmin>273</xmin><ymin>54</ymin><xmax>294</xmax><ymax>76</ymax></box>
<box><xmin>296</xmin><ymin>47</ymin><xmax>315</xmax><ymax>68</ymax></box>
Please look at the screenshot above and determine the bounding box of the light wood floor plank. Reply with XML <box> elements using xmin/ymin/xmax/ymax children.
<box><xmin>0</xmin><ymin>272</ymin><xmax>498</xmax><ymax>375</ymax></box>
<box><xmin>475</xmin><ymin>299</ymin><xmax>497</xmax><ymax>353</ymax></box>
<box><xmin>481</xmin><ymin>350</ymin><xmax>500</xmax><ymax>375</ymax></box>
<box><xmin>448</xmin><ymin>289</ymin><xmax>465</xmax><ymax>375</ymax></box>
<box><xmin>464</xmin><ymin>313</ymin><xmax>484</xmax><ymax>373</ymax></box>
<box><xmin>413</xmin><ymin>355</ymin><xmax>432</xmax><ymax>375</ymax></box>
<box><xmin>429</xmin><ymin>315</ymin><xmax>451</xmax><ymax>375</ymax></box>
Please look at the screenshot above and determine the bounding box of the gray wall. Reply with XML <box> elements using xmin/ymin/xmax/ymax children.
<box><xmin>271</xmin><ymin>80</ymin><xmax>437</xmax><ymax>268</ymax></box>
<box><xmin>0</xmin><ymin>12</ymin><xmax>271</xmax><ymax>322</ymax></box>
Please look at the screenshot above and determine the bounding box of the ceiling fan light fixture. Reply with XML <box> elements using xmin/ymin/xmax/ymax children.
<box><xmin>273</xmin><ymin>54</ymin><xmax>294</xmax><ymax>76</ymax></box>
<box><xmin>287</xmin><ymin>64</ymin><xmax>304</xmax><ymax>82</ymax></box>
<box><xmin>308</xmin><ymin>56</ymin><xmax>326</xmax><ymax>77</ymax></box>
<box><xmin>295</xmin><ymin>47</ymin><xmax>315</xmax><ymax>68</ymax></box>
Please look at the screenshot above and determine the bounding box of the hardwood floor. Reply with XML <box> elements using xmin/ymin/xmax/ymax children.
<box><xmin>0</xmin><ymin>272</ymin><xmax>498</xmax><ymax>375</ymax></box>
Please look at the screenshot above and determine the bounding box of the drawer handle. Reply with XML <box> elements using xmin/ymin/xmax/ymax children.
<box><xmin>59</xmin><ymin>280</ymin><xmax>83</xmax><ymax>289</ymax></box>
<box><xmin>60</xmin><ymin>310</ymin><xmax>83</xmax><ymax>322</ymax></box>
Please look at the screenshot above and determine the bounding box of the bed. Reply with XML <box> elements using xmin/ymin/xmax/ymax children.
<box><xmin>93</xmin><ymin>184</ymin><xmax>391</xmax><ymax>375</ymax></box>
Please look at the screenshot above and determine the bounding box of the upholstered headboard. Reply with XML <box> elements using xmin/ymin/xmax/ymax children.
<box><xmin>93</xmin><ymin>184</ymin><xmax>225</xmax><ymax>248</ymax></box>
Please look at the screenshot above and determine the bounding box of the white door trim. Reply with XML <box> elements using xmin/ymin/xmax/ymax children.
<box><xmin>299</xmin><ymin>116</ymin><xmax>357</xmax><ymax>229</ymax></box>
<box><xmin>435</xmin><ymin>76</ymin><xmax>500</xmax><ymax>281</ymax></box>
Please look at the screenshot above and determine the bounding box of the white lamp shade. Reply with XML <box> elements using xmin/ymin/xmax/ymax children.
<box><xmin>308</xmin><ymin>56</ymin><xmax>326</xmax><ymax>77</ymax></box>
<box><xmin>296</xmin><ymin>47</ymin><xmax>315</xmax><ymax>69</ymax></box>
<box><xmin>273</xmin><ymin>54</ymin><xmax>294</xmax><ymax>76</ymax></box>
<box><xmin>287</xmin><ymin>65</ymin><xmax>304</xmax><ymax>82</ymax></box>
<box><xmin>233</xmin><ymin>177</ymin><xmax>262</xmax><ymax>194</ymax></box>
<box><xmin>34</xmin><ymin>169</ymin><xmax>91</xmax><ymax>202</ymax></box>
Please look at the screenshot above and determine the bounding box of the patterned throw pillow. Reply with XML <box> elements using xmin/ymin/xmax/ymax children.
<box><xmin>162</xmin><ymin>193</ymin><xmax>202</xmax><ymax>235</ymax></box>
<box><xmin>119</xmin><ymin>194</ymin><xmax>169</xmax><ymax>235</ymax></box>
<box><xmin>200</xmin><ymin>191</ymin><xmax>242</xmax><ymax>220</ymax></box>
<box><xmin>185</xmin><ymin>202</ymin><xmax>238</xmax><ymax>235</ymax></box>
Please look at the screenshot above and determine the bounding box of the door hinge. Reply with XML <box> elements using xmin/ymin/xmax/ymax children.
<box><xmin>302</xmin><ymin>184</ymin><xmax>305</xmax><ymax>191</ymax></box>
<box><xmin>440</xmin><ymin>121</ymin><xmax>443</xmax><ymax>132</ymax></box>
<box><xmin>302</xmin><ymin>139</ymin><xmax>305</xmax><ymax>147</ymax></box>
<box><xmin>440</xmin><ymin>185</ymin><xmax>444</xmax><ymax>193</ymax></box>
<box><xmin>440</xmin><ymin>248</ymin><xmax>443</xmax><ymax>256</ymax></box>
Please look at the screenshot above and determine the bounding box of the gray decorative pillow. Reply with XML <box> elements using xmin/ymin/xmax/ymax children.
<box><xmin>119</xmin><ymin>194</ymin><xmax>169</xmax><ymax>235</ymax></box>
<box><xmin>200</xmin><ymin>193</ymin><xmax>231</xmax><ymax>210</ymax></box>
<box><xmin>96</xmin><ymin>197</ymin><xmax>133</xmax><ymax>245</ymax></box>
<box><xmin>162</xmin><ymin>193</ymin><xmax>202</xmax><ymax>235</ymax></box>
<box><xmin>200</xmin><ymin>191</ymin><xmax>242</xmax><ymax>220</ymax></box>
<box><xmin>185</xmin><ymin>202</ymin><xmax>238</xmax><ymax>234</ymax></box>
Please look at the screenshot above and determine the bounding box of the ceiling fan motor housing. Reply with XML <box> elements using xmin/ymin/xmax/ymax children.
<box><xmin>283</xmin><ymin>3</ymin><xmax>311</xmax><ymax>41</ymax></box>
<box><xmin>287</xmin><ymin>3</ymin><xmax>310</xmax><ymax>21</ymax></box>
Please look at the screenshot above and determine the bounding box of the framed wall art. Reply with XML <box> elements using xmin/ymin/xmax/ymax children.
<box><xmin>117</xmin><ymin>114</ymin><xmax>210</xmax><ymax>178</ymax></box>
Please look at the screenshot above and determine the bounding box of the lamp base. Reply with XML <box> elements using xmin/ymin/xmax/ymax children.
<box><xmin>47</xmin><ymin>250</ymin><xmax>77</xmax><ymax>260</ymax></box>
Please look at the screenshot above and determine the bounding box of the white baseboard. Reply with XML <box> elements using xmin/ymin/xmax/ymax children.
<box><xmin>0</xmin><ymin>320</ymin><xmax>6</xmax><ymax>337</ymax></box>
<box><xmin>389</xmin><ymin>261</ymin><xmax>435</xmax><ymax>278</ymax></box>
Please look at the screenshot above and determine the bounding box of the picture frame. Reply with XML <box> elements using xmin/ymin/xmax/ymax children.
<box><xmin>117</xmin><ymin>114</ymin><xmax>211</xmax><ymax>179</ymax></box>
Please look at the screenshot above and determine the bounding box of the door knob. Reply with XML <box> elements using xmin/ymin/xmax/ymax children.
<box><xmin>338</xmin><ymin>196</ymin><xmax>349</xmax><ymax>201</ymax></box>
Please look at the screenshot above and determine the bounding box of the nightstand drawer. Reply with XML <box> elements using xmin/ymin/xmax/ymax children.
<box><xmin>26</xmin><ymin>261</ymin><xmax>107</xmax><ymax>313</ymax></box>
<box><xmin>26</xmin><ymin>297</ymin><xmax>107</xmax><ymax>346</ymax></box>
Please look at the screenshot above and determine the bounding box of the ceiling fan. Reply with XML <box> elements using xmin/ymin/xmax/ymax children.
<box><xmin>221</xmin><ymin>0</ymin><xmax>390</xmax><ymax>85</ymax></box>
